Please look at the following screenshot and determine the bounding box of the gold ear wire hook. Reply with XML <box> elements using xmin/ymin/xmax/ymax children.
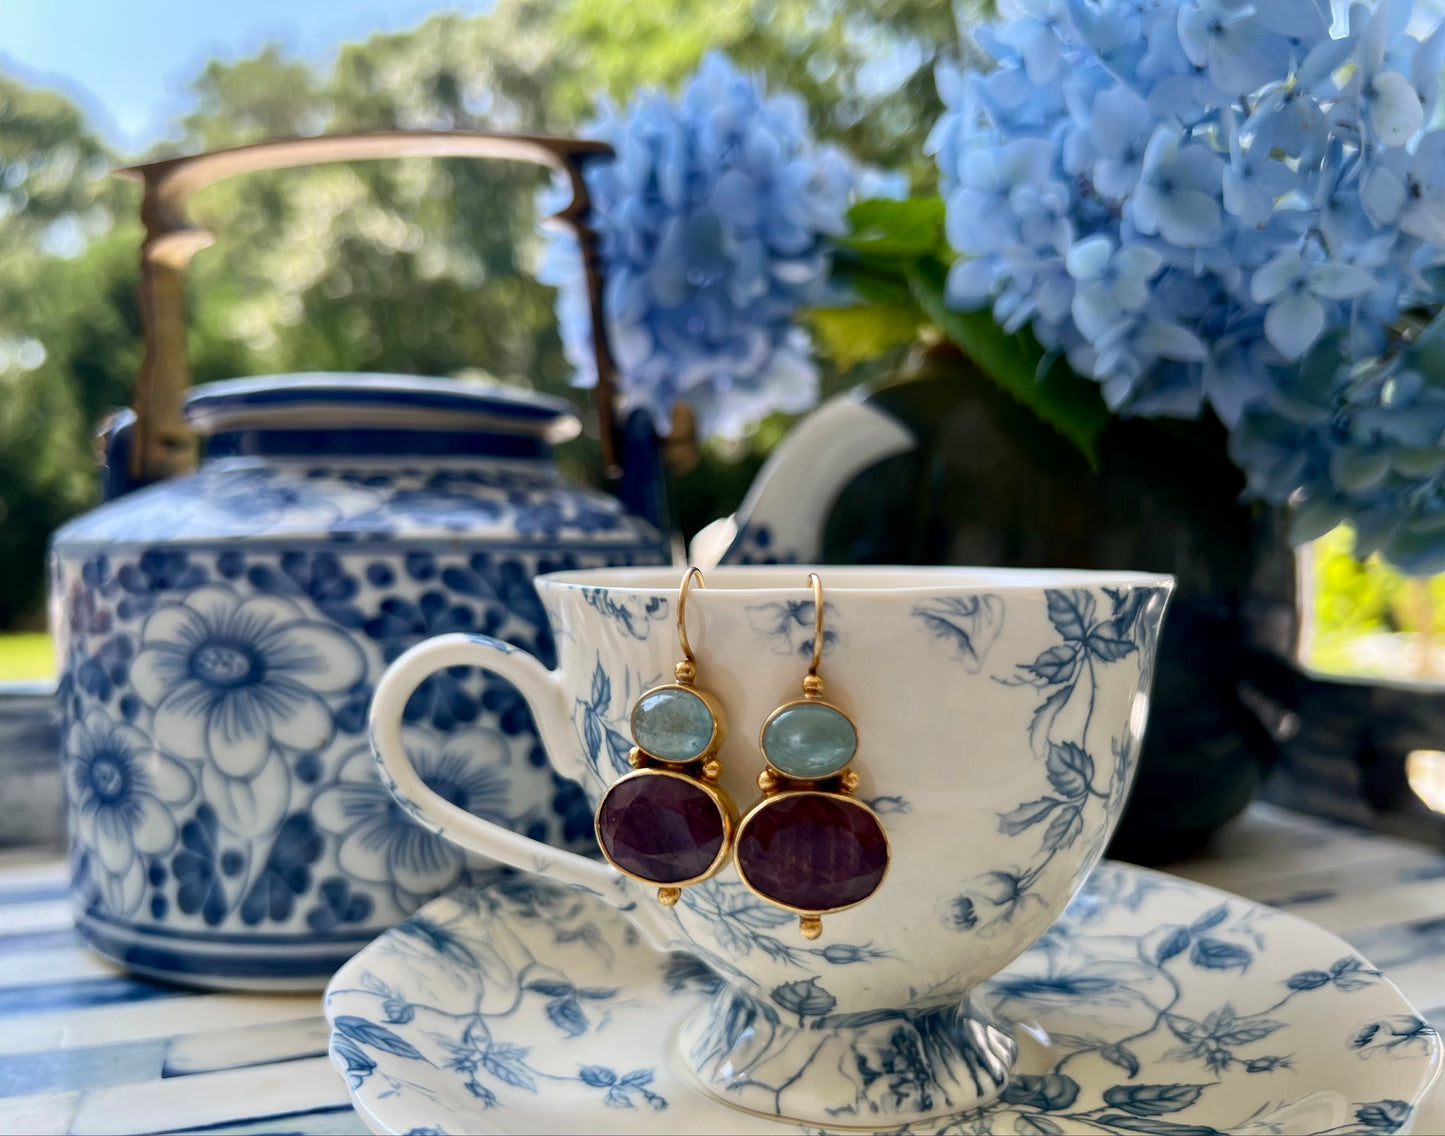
<box><xmin>676</xmin><ymin>563</ymin><xmax>705</xmax><ymax>667</ymax></box>
<box><xmin>808</xmin><ymin>572</ymin><xmax>825</xmax><ymax>678</ymax></box>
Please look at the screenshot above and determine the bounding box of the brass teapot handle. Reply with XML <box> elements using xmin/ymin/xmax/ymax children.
<box><xmin>117</xmin><ymin>131</ymin><xmax>622</xmax><ymax>484</ymax></box>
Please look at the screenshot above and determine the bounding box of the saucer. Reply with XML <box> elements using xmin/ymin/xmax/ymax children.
<box><xmin>324</xmin><ymin>861</ymin><xmax>1441</xmax><ymax>1135</ymax></box>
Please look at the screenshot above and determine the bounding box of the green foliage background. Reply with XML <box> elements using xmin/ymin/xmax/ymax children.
<box><xmin>0</xmin><ymin>0</ymin><xmax>973</xmax><ymax>629</ymax></box>
<box><xmin>1306</xmin><ymin>524</ymin><xmax>1445</xmax><ymax>680</ymax></box>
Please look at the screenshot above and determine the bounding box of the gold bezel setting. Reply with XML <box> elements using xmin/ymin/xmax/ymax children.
<box><xmin>758</xmin><ymin>696</ymin><xmax>858</xmax><ymax>780</ymax></box>
<box><xmin>733</xmin><ymin>788</ymin><xmax>891</xmax><ymax>920</ymax></box>
<box><xmin>595</xmin><ymin>766</ymin><xmax>738</xmax><ymax>891</ymax></box>
<box><xmin>629</xmin><ymin>681</ymin><xmax>727</xmax><ymax>764</ymax></box>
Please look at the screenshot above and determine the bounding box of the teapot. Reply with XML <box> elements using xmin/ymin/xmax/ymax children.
<box><xmin>47</xmin><ymin>130</ymin><xmax>914</xmax><ymax>988</ymax></box>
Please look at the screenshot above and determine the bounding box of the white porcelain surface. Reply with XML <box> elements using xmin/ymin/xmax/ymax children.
<box><xmin>369</xmin><ymin>566</ymin><xmax>1172</xmax><ymax>1122</ymax></box>
<box><xmin>324</xmin><ymin>861</ymin><xmax>1441</xmax><ymax>1135</ymax></box>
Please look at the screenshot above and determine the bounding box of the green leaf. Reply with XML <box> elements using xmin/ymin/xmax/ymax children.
<box><xmin>827</xmin><ymin>247</ymin><xmax>919</xmax><ymax>312</ymax></box>
<box><xmin>838</xmin><ymin>195</ymin><xmax>947</xmax><ymax>258</ymax></box>
<box><xmin>908</xmin><ymin>258</ymin><xmax>1112</xmax><ymax>464</ymax></box>
<box><xmin>806</xmin><ymin>302</ymin><xmax>923</xmax><ymax>371</ymax></box>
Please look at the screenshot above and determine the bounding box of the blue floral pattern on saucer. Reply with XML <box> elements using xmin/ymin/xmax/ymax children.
<box><xmin>324</xmin><ymin>862</ymin><xmax>1440</xmax><ymax>1135</ymax></box>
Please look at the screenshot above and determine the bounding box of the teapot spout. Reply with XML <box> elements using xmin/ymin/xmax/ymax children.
<box><xmin>691</xmin><ymin>391</ymin><xmax>915</xmax><ymax>568</ymax></box>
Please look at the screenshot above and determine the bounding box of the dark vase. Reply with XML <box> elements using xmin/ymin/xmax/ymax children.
<box><xmin>821</xmin><ymin>342</ymin><xmax>1301</xmax><ymax>862</ymax></box>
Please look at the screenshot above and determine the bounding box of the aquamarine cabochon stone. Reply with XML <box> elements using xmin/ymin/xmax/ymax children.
<box><xmin>631</xmin><ymin>686</ymin><xmax>716</xmax><ymax>761</ymax></box>
<box><xmin>762</xmin><ymin>700</ymin><xmax>857</xmax><ymax>779</ymax></box>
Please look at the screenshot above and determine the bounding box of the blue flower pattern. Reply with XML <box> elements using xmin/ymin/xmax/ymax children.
<box><xmin>327</xmin><ymin>879</ymin><xmax>670</xmax><ymax>1116</ymax></box>
<box><xmin>313</xmin><ymin>740</ymin><xmax>521</xmax><ymax>907</ymax></box>
<box><xmin>912</xmin><ymin>593</ymin><xmax>1005</xmax><ymax>673</ymax></box>
<box><xmin>64</xmin><ymin>707</ymin><xmax>194</xmax><ymax>917</ymax></box>
<box><xmin>53</xmin><ymin>458</ymin><xmax>665</xmax><ymax>959</ymax></box>
<box><xmin>59</xmin><ymin>544</ymin><xmax>629</xmax><ymax>933</ymax></box>
<box><xmin>129</xmin><ymin>584</ymin><xmax>366</xmax><ymax>779</ymax></box>
<box><xmin>723</xmin><ymin>523</ymin><xmax>803</xmax><ymax>566</ymax></box>
<box><xmin>56</xmin><ymin>461</ymin><xmax>655</xmax><ymax>548</ymax></box>
<box><xmin>327</xmin><ymin>867</ymin><xmax>1435</xmax><ymax>1135</ymax></box>
<box><xmin>580</xmin><ymin>587</ymin><xmax>668</xmax><ymax>641</ymax></box>
<box><xmin>745</xmin><ymin>597</ymin><xmax>839</xmax><ymax>660</ymax></box>
<box><xmin>172</xmin><ymin>803</ymin><xmax>231</xmax><ymax>926</ymax></box>
<box><xmin>941</xmin><ymin>587</ymin><xmax>1161</xmax><ymax>937</ymax></box>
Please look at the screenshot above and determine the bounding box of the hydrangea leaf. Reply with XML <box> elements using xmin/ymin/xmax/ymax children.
<box><xmin>910</xmin><ymin>258</ymin><xmax>1111</xmax><ymax>464</ymax></box>
<box><xmin>837</xmin><ymin>196</ymin><xmax>947</xmax><ymax>259</ymax></box>
<box><xmin>805</xmin><ymin>302</ymin><xmax>923</xmax><ymax>371</ymax></box>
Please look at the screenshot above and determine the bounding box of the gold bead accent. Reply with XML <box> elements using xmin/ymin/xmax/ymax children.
<box><xmin>674</xmin><ymin>659</ymin><xmax>697</xmax><ymax>684</ymax></box>
<box><xmin>657</xmin><ymin>887</ymin><xmax>681</xmax><ymax>906</ymax></box>
<box><xmin>627</xmin><ymin>747</ymin><xmax>646</xmax><ymax>769</ymax></box>
<box><xmin>801</xmin><ymin>674</ymin><xmax>824</xmax><ymax>697</ymax></box>
<box><xmin>839</xmin><ymin>769</ymin><xmax>861</xmax><ymax>792</ymax></box>
<box><xmin>799</xmin><ymin>915</ymin><xmax>822</xmax><ymax>939</ymax></box>
<box><xmin>701</xmin><ymin>758</ymin><xmax>722</xmax><ymax>781</ymax></box>
<box><xmin>757</xmin><ymin>768</ymin><xmax>778</xmax><ymax>793</ymax></box>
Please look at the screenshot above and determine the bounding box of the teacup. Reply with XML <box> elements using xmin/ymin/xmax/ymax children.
<box><xmin>369</xmin><ymin>566</ymin><xmax>1173</xmax><ymax>1127</ymax></box>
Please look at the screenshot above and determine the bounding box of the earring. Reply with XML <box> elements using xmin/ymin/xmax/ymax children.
<box><xmin>735</xmin><ymin>573</ymin><xmax>889</xmax><ymax>940</ymax></box>
<box><xmin>594</xmin><ymin>566</ymin><xmax>738</xmax><ymax>905</ymax></box>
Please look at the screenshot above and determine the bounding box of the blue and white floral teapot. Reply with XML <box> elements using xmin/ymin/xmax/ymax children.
<box><xmin>48</xmin><ymin>131</ymin><xmax>914</xmax><ymax>988</ymax></box>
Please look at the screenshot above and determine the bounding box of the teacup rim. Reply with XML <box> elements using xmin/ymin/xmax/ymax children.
<box><xmin>537</xmin><ymin>564</ymin><xmax>1176</xmax><ymax>595</ymax></box>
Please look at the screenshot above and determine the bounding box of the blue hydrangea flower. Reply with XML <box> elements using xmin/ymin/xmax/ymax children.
<box><xmin>1249</xmin><ymin>246</ymin><xmax>1376</xmax><ymax>360</ymax></box>
<box><xmin>1130</xmin><ymin>126</ymin><xmax>1225</xmax><ymax>248</ymax></box>
<box><xmin>540</xmin><ymin>52</ymin><xmax>864</xmax><ymax>439</ymax></box>
<box><xmin>1066</xmin><ymin>236</ymin><xmax>1162</xmax><ymax>342</ymax></box>
<box><xmin>932</xmin><ymin>0</ymin><xmax>1445</xmax><ymax>569</ymax></box>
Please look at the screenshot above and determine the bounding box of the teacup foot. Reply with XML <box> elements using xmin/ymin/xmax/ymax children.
<box><xmin>677</xmin><ymin>984</ymin><xmax>1018</xmax><ymax>1128</ymax></box>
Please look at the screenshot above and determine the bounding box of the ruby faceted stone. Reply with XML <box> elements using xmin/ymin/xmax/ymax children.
<box><xmin>736</xmin><ymin>793</ymin><xmax>887</xmax><ymax>912</ymax></box>
<box><xmin>596</xmin><ymin>774</ymin><xmax>726</xmax><ymax>884</ymax></box>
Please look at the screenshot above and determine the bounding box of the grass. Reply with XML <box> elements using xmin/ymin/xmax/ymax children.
<box><xmin>0</xmin><ymin>633</ymin><xmax>55</xmax><ymax>681</ymax></box>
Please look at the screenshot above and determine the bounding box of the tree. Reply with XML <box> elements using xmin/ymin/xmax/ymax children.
<box><xmin>0</xmin><ymin>0</ymin><xmax>973</xmax><ymax>626</ymax></box>
<box><xmin>0</xmin><ymin>75</ymin><xmax>138</xmax><ymax>625</ymax></box>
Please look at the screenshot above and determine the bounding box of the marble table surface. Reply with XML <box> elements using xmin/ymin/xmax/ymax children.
<box><xmin>1</xmin><ymin>802</ymin><xmax>1442</xmax><ymax>1135</ymax></box>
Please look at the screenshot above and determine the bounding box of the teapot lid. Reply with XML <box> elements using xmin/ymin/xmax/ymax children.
<box><xmin>185</xmin><ymin>373</ymin><xmax>581</xmax><ymax>443</ymax></box>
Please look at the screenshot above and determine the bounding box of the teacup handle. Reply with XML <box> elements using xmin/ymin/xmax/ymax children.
<box><xmin>369</xmin><ymin>633</ymin><xmax>666</xmax><ymax>935</ymax></box>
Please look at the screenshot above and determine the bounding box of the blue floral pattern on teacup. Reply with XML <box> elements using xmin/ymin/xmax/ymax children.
<box><xmin>745</xmin><ymin>598</ymin><xmax>839</xmax><ymax>659</ymax></box>
<box><xmin>473</xmin><ymin>572</ymin><xmax>1176</xmax><ymax>1127</ymax></box>
<box><xmin>939</xmin><ymin>588</ymin><xmax>1159</xmax><ymax>940</ymax></box>
<box><xmin>911</xmin><ymin>593</ymin><xmax>1005</xmax><ymax>672</ymax></box>
<box><xmin>580</xmin><ymin>587</ymin><xmax>669</xmax><ymax>641</ymax></box>
<box><xmin>314</xmin><ymin>740</ymin><xmax>515</xmax><ymax>904</ymax></box>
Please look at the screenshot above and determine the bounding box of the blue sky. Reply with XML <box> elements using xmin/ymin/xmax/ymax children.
<box><xmin>0</xmin><ymin>0</ymin><xmax>492</xmax><ymax>155</ymax></box>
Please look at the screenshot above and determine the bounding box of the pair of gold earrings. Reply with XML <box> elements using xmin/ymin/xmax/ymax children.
<box><xmin>593</xmin><ymin>568</ymin><xmax>890</xmax><ymax>940</ymax></box>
